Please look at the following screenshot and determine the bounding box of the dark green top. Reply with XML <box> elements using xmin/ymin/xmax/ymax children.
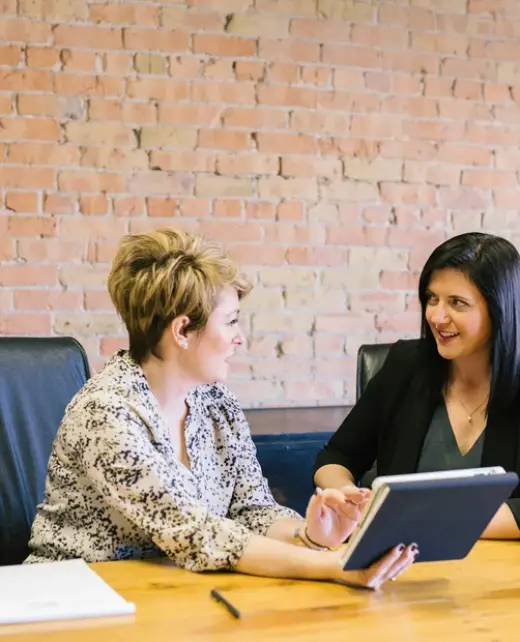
<box><xmin>417</xmin><ymin>403</ymin><xmax>485</xmax><ymax>473</ymax></box>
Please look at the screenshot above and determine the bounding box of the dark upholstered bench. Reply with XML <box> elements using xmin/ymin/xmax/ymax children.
<box><xmin>246</xmin><ymin>406</ymin><xmax>348</xmax><ymax>516</ymax></box>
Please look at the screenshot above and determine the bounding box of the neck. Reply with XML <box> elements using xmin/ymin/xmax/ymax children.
<box><xmin>140</xmin><ymin>353</ymin><xmax>194</xmax><ymax>421</ymax></box>
<box><xmin>449</xmin><ymin>352</ymin><xmax>491</xmax><ymax>392</ymax></box>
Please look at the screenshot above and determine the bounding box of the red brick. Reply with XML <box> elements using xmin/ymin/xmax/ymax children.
<box><xmin>301</xmin><ymin>66</ymin><xmax>332</xmax><ymax>87</ymax></box>
<box><xmin>90</xmin><ymin>3</ymin><xmax>158</xmax><ymax>25</ymax></box>
<box><xmin>255</xmin><ymin>132</ymin><xmax>317</xmax><ymax>155</ymax></box>
<box><xmin>58</xmin><ymin>171</ymin><xmax>126</xmax><ymax>193</ymax></box>
<box><xmin>0</xmin><ymin>264</ymin><xmax>57</xmax><ymax>286</ymax></box>
<box><xmin>375</xmin><ymin>312</ymin><xmax>420</xmax><ymax>333</ymax></box>
<box><xmin>257</xmin><ymin>84</ymin><xmax>317</xmax><ymax>108</ymax></box>
<box><xmin>351</xmin><ymin>25</ymin><xmax>408</xmax><ymax>48</ymax></box>
<box><xmin>81</xmin><ymin>148</ymin><xmax>148</xmax><ymax>170</ymax></box>
<box><xmin>277</xmin><ymin>202</ymin><xmax>304</xmax><ymax>221</ymax></box>
<box><xmin>202</xmin><ymin>58</ymin><xmax>235</xmax><ymax>80</ymax></box>
<box><xmin>60</xmin><ymin>218</ymin><xmax>127</xmax><ymax>240</ymax></box>
<box><xmin>43</xmin><ymin>194</ymin><xmax>76</xmax><ymax>215</ymax></box>
<box><xmin>222</xmin><ymin>107</ymin><xmax>287</xmax><ymax>129</ymax></box>
<box><xmin>258</xmin><ymin>39</ymin><xmax>320</xmax><ymax>63</ymax></box>
<box><xmin>216</xmin><ymin>154</ymin><xmax>279</xmax><ymax>175</ymax></box>
<box><xmin>439</xmin><ymin>98</ymin><xmax>493</xmax><ymax>121</ymax></box>
<box><xmin>290</xmin><ymin>110</ymin><xmax>351</xmax><ymax>136</ymax></box>
<box><xmin>377</xmin><ymin>4</ymin><xmax>434</xmax><ymax>29</ymax></box>
<box><xmin>146</xmin><ymin>197</ymin><xmax>177</xmax><ymax>218</ymax></box>
<box><xmin>363</xmin><ymin>71</ymin><xmax>391</xmax><ymax>93</ymax></box>
<box><xmin>200</xmin><ymin>220</ymin><xmax>261</xmax><ymax>242</ymax></box>
<box><xmin>14</xmin><ymin>290</ymin><xmax>82</xmax><ymax>311</ymax></box>
<box><xmin>59</xmin><ymin>50</ymin><xmax>97</xmax><ymax>72</ymax></box>
<box><xmin>0</xmin><ymin>19</ymin><xmax>52</xmax><ymax>43</ymax></box>
<box><xmin>0</xmin><ymin>314</ymin><xmax>51</xmax><ymax>335</ymax></box>
<box><xmin>438</xmin><ymin>143</ymin><xmax>492</xmax><ymax>166</ymax></box>
<box><xmin>158</xmin><ymin>103</ymin><xmax>221</xmax><ymax>126</ymax></box>
<box><xmin>54</xmin><ymin>24</ymin><xmax>122</xmax><ymax>49</ymax></box>
<box><xmin>462</xmin><ymin>170</ymin><xmax>517</xmax><ymax>189</ymax></box>
<box><xmin>380</xmin><ymin>183</ymin><xmax>437</xmax><ymax>206</ymax></box>
<box><xmin>467</xmin><ymin>123</ymin><xmax>520</xmax><ymax>146</ymax></box>
<box><xmin>438</xmin><ymin>187</ymin><xmax>487</xmax><ymax>210</ymax></box>
<box><xmin>192</xmin><ymin>81</ymin><xmax>256</xmax><ymax>104</ymax></box>
<box><xmin>214</xmin><ymin>199</ymin><xmax>243</xmax><ymax>219</ymax></box>
<box><xmin>89</xmin><ymin>99</ymin><xmax>156</xmax><ymax>124</ymax></box>
<box><xmin>65</xmin><ymin>122</ymin><xmax>136</xmax><ymax>147</ymax></box>
<box><xmin>246</xmin><ymin>202</ymin><xmax>276</xmax><ymax>220</ymax></box>
<box><xmin>79</xmin><ymin>195</ymin><xmax>110</xmax><ymax>216</ymax></box>
<box><xmin>0</xmin><ymin>166</ymin><xmax>55</xmax><ymax>189</ymax></box>
<box><xmin>379</xmin><ymin>141</ymin><xmax>438</xmax><ymax>161</ymax></box>
<box><xmin>124</xmin><ymin>28</ymin><xmax>189</xmax><ymax>52</ymax></box>
<box><xmin>193</xmin><ymin>34</ymin><xmax>256</xmax><ymax>57</ymax></box>
<box><xmin>169</xmin><ymin>56</ymin><xmax>202</xmax><ymax>78</ymax></box>
<box><xmin>102</xmin><ymin>52</ymin><xmax>133</xmax><ymax>74</ymax></box>
<box><xmin>0</xmin><ymin>69</ymin><xmax>50</xmax><ymax>91</ymax></box>
<box><xmin>128</xmin><ymin>171</ymin><xmax>194</xmax><ymax>196</ymax></box>
<box><xmin>161</xmin><ymin>6</ymin><xmax>224</xmax><ymax>30</ymax></box>
<box><xmin>18</xmin><ymin>0</ymin><xmax>88</xmax><ymax>20</ymax></box>
<box><xmin>17</xmin><ymin>238</ymin><xmax>85</xmax><ymax>262</ymax></box>
<box><xmin>234</xmin><ymin>61</ymin><xmax>266</xmax><ymax>82</ymax></box>
<box><xmin>0</xmin><ymin>95</ymin><xmax>12</xmax><ymax>115</ymax></box>
<box><xmin>381</xmin><ymin>271</ymin><xmax>420</xmax><ymax>291</ymax></box>
<box><xmin>9</xmin><ymin>142</ymin><xmax>80</xmax><ymax>166</ymax></box>
<box><xmin>230</xmin><ymin>244</ymin><xmax>286</xmax><ymax>266</ymax></box>
<box><xmin>381</xmin><ymin>96</ymin><xmax>438</xmax><ymax>118</ymax></box>
<box><xmin>127</xmin><ymin>77</ymin><xmax>189</xmax><ymax>101</ymax></box>
<box><xmin>382</xmin><ymin>51</ymin><xmax>438</xmax><ymax>75</ymax></box>
<box><xmin>54</xmin><ymin>74</ymin><xmax>123</xmax><ymax>97</ymax></box>
<box><xmin>281</xmin><ymin>157</ymin><xmax>341</xmax><ymax>177</ymax></box>
<box><xmin>411</xmin><ymin>32</ymin><xmax>469</xmax><ymax>56</ymax></box>
<box><xmin>323</xmin><ymin>45</ymin><xmax>380</xmax><ymax>68</ymax></box>
<box><xmin>0</xmin><ymin>45</ymin><xmax>22</xmax><ymax>66</ymax></box>
<box><xmin>100</xmin><ymin>337</ymin><xmax>128</xmax><ymax>356</ymax></box>
<box><xmin>404</xmin><ymin>120</ymin><xmax>465</xmax><ymax>141</ymax></box>
<box><xmin>290</xmin><ymin>19</ymin><xmax>351</xmax><ymax>41</ymax></box>
<box><xmin>351</xmin><ymin>115</ymin><xmax>404</xmax><ymax>139</ymax></box>
<box><xmin>179</xmin><ymin>198</ymin><xmax>212</xmax><ymax>218</ymax></box>
<box><xmin>150</xmin><ymin>150</ymin><xmax>215</xmax><ymax>172</ymax></box>
<box><xmin>111</xmin><ymin>196</ymin><xmax>144</xmax><ymax>217</ymax></box>
<box><xmin>188</xmin><ymin>0</ymin><xmax>253</xmax><ymax>8</ymax></box>
<box><xmin>5</xmin><ymin>192</ymin><xmax>38</xmax><ymax>213</ymax></box>
<box><xmin>441</xmin><ymin>58</ymin><xmax>493</xmax><ymax>80</ymax></box>
<box><xmin>267</xmin><ymin>63</ymin><xmax>299</xmax><ymax>84</ymax></box>
<box><xmin>0</xmin><ymin>118</ymin><xmax>60</xmax><ymax>142</ymax></box>
<box><xmin>198</xmin><ymin>129</ymin><xmax>253</xmax><ymax>151</ymax></box>
<box><xmin>84</xmin><ymin>291</ymin><xmax>115</xmax><ymax>311</ymax></box>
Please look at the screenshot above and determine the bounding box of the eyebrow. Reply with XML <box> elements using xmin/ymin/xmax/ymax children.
<box><xmin>225</xmin><ymin>309</ymin><xmax>240</xmax><ymax>317</ymax></box>
<box><xmin>426</xmin><ymin>289</ymin><xmax>471</xmax><ymax>302</ymax></box>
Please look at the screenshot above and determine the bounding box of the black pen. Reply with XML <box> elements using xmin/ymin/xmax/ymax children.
<box><xmin>210</xmin><ymin>588</ymin><xmax>241</xmax><ymax>619</ymax></box>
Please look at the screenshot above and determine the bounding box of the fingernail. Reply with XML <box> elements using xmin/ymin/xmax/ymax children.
<box><xmin>411</xmin><ymin>544</ymin><xmax>419</xmax><ymax>555</ymax></box>
<box><xmin>397</xmin><ymin>543</ymin><xmax>405</xmax><ymax>553</ymax></box>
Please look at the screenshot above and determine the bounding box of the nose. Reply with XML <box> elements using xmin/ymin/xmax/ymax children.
<box><xmin>429</xmin><ymin>303</ymin><xmax>450</xmax><ymax>326</ymax></box>
<box><xmin>233</xmin><ymin>324</ymin><xmax>245</xmax><ymax>346</ymax></box>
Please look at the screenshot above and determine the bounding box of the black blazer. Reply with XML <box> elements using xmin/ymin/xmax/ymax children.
<box><xmin>314</xmin><ymin>339</ymin><xmax>520</xmax><ymax>526</ymax></box>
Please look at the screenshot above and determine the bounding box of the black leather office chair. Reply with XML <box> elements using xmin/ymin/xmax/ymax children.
<box><xmin>0</xmin><ymin>337</ymin><xmax>90</xmax><ymax>565</ymax></box>
<box><xmin>356</xmin><ymin>343</ymin><xmax>393</xmax><ymax>400</ymax></box>
<box><xmin>356</xmin><ymin>343</ymin><xmax>393</xmax><ymax>487</ymax></box>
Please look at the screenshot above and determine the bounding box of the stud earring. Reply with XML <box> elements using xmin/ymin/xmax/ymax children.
<box><xmin>180</xmin><ymin>340</ymin><xmax>188</xmax><ymax>350</ymax></box>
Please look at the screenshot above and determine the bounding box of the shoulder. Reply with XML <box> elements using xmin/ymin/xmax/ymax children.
<box><xmin>193</xmin><ymin>382</ymin><xmax>242</xmax><ymax>413</ymax></box>
<box><xmin>387</xmin><ymin>338</ymin><xmax>422</xmax><ymax>366</ymax></box>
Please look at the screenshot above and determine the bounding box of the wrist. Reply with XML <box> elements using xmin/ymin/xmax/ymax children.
<box><xmin>295</xmin><ymin>522</ymin><xmax>329</xmax><ymax>551</ymax></box>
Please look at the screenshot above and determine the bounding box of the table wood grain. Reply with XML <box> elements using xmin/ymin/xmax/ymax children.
<box><xmin>1</xmin><ymin>541</ymin><xmax>519</xmax><ymax>641</ymax></box>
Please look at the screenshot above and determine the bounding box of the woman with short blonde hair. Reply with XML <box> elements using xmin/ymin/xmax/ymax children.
<box><xmin>27</xmin><ymin>228</ymin><xmax>416</xmax><ymax>589</ymax></box>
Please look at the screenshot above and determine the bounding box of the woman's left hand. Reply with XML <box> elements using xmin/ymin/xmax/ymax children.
<box><xmin>305</xmin><ymin>486</ymin><xmax>371</xmax><ymax>549</ymax></box>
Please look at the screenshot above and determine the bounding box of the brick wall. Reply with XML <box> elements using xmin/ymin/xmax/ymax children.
<box><xmin>0</xmin><ymin>0</ymin><xmax>519</xmax><ymax>407</ymax></box>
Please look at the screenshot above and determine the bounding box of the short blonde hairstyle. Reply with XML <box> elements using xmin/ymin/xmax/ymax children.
<box><xmin>108</xmin><ymin>228</ymin><xmax>252</xmax><ymax>363</ymax></box>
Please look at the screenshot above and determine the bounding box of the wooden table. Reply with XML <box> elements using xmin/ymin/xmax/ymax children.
<box><xmin>1</xmin><ymin>541</ymin><xmax>519</xmax><ymax>641</ymax></box>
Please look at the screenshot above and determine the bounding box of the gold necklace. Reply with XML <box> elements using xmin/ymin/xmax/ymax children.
<box><xmin>459</xmin><ymin>397</ymin><xmax>488</xmax><ymax>424</ymax></box>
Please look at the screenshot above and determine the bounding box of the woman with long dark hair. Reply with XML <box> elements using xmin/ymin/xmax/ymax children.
<box><xmin>315</xmin><ymin>232</ymin><xmax>520</xmax><ymax>539</ymax></box>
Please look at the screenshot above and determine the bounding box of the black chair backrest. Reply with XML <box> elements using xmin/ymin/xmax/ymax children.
<box><xmin>356</xmin><ymin>343</ymin><xmax>394</xmax><ymax>400</ymax></box>
<box><xmin>0</xmin><ymin>337</ymin><xmax>90</xmax><ymax>565</ymax></box>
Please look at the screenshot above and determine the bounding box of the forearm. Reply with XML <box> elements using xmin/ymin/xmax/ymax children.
<box><xmin>235</xmin><ymin>533</ymin><xmax>337</xmax><ymax>580</ymax></box>
<box><xmin>314</xmin><ymin>464</ymin><xmax>356</xmax><ymax>490</ymax></box>
<box><xmin>481</xmin><ymin>503</ymin><xmax>520</xmax><ymax>540</ymax></box>
<box><xmin>266</xmin><ymin>517</ymin><xmax>304</xmax><ymax>544</ymax></box>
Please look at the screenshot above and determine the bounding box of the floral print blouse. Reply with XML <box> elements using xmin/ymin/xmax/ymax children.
<box><xmin>26</xmin><ymin>351</ymin><xmax>299</xmax><ymax>571</ymax></box>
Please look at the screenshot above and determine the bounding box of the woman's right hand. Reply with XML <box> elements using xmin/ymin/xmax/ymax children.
<box><xmin>327</xmin><ymin>543</ymin><xmax>418</xmax><ymax>590</ymax></box>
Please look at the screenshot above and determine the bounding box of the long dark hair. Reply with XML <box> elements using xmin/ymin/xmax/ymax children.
<box><xmin>418</xmin><ymin>232</ymin><xmax>520</xmax><ymax>413</ymax></box>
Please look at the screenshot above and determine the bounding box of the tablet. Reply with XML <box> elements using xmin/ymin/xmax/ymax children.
<box><xmin>340</xmin><ymin>468</ymin><xmax>518</xmax><ymax>571</ymax></box>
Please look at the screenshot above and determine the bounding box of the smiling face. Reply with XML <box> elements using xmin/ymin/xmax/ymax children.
<box><xmin>186</xmin><ymin>286</ymin><xmax>245</xmax><ymax>384</ymax></box>
<box><xmin>425</xmin><ymin>268</ymin><xmax>492</xmax><ymax>363</ymax></box>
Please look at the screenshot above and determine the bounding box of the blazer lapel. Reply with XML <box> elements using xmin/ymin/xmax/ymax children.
<box><xmin>386</xmin><ymin>374</ymin><xmax>438</xmax><ymax>474</ymax></box>
<box><xmin>481</xmin><ymin>407</ymin><xmax>519</xmax><ymax>472</ymax></box>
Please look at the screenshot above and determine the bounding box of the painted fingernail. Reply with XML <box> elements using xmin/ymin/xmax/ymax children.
<box><xmin>411</xmin><ymin>544</ymin><xmax>419</xmax><ymax>555</ymax></box>
<box><xmin>397</xmin><ymin>543</ymin><xmax>405</xmax><ymax>552</ymax></box>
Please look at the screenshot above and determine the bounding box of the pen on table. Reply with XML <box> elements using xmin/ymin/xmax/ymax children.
<box><xmin>210</xmin><ymin>588</ymin><xmax>241</xmax><ymax>620</ymax></box>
